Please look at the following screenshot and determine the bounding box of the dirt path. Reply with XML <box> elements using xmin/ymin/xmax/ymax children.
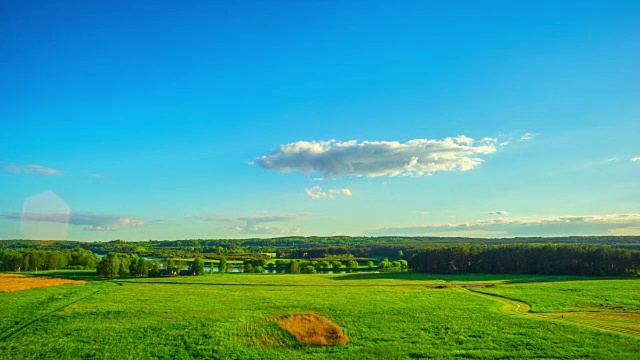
<box><xmin>460</xmin><ymin>287</ymin><xmax>640</xmax><ymax>338</ymax></box>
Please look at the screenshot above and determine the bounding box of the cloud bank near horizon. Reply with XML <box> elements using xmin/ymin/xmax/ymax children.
<box><xmin>367</xmin><ymin>214</ymin><xmax>640</xmax><ymax>237</ymax></box>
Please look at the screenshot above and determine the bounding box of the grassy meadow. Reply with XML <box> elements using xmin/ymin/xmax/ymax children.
<box><xmin>475</xmin><ymin>279</ymin><xmax>640</xmax><ymax>313</ymax></box>
<box><xmin>1</xmin><ymin>272</ymin><xmax>639</xmax><ymax>359</ymax></box>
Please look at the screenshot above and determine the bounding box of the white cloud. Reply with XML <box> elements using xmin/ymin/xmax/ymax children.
<box><xmin>4</xmin><ymin>164</ymin><xmax>62</xmax><ymax>176</ymax></box>
<box><xmin>520</xmin><ymin>133</ymin><xmax>534</xmax><ymax>141</ymax></box>
<box><xmin>1</xmin><ymin>212</ymin><xmax>144</xmax><ymax>231</ymax></box>
<box><xmin>251</xmin><ymin>136</ymin><xmax>499</xmax><ymax>178</ymax></box>
<box><xmin>367</xmin><ymin>214</ymin><xmax>640</xmax><ymax>237</ymax></box>
<box><xmin>454</xmin><ymin>135</ymin><xmax>475</xmax><ymax>145</ymax></box>
<box><xmin>196</xmin><ymin>213</ymin><xmax>309</xmax><ymax>235</ymax></box>
<box><xmin>488</xmin><ymin>210</ymin><xmax>509</xmax><ymax>215</ymax></box>
<box><xmin>305</xmin><ymin>185</ymin><xmax>352</xmax><ymax>199</ymax></box>
<box><xmin>632</xmin><ymin>157</ymin><xmax>640</xmax><ymax>162</ymax></box>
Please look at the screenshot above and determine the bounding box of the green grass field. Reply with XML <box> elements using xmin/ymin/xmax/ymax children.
<box><xmin>1</xmin><ymin>272</ymin><xmax>639</xmax><ymax>359</ymax></box>
<box><xmin>475</xmin><ymin>279</ymin><xmax>640</xmax><ymax>313</ymax></box>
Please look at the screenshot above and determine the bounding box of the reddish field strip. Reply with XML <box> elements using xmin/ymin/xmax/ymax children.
<box><xmin>0</xmin><ymin>274</ymin><xmax>86</xmax><ymax>292</ymax></box>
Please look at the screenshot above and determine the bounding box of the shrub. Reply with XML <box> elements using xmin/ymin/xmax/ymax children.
<box><xmin>301</xmin><ymin>265</ymin><xmax>316</xmax><ymax>274</ymax></box>
<box><xmin>290</xmin><ymin>261</ymin><xmax>301</xmax><ymax>274</ymax></box>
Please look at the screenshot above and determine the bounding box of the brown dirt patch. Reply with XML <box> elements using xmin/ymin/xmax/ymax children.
<box><xmin>278</xmin><ymin>312</ymin><xmax>349</xmax><ymax>346</ymax></box>
<box><xmin>0</xmin><ymin>274</ymin><xmax>86</xmax><ymax>292</ymax></box>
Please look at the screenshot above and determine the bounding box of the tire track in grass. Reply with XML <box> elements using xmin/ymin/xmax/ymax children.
<box><xmin>234</xmin><ymin>313</ymin><xmax>290</xmax><ymax>349</ymax></box>
<box><xmin>0</xmin><ymin>289</ymin><xmax>101</xmax><ymax>342</ymax></box>
<box><xmin>460</xmin><ymin>287</ymin><xmax>640</xmax><ymax>338</ymax></box>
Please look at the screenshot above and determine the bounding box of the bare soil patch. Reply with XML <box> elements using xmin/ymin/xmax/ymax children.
<box><xmin>0</xmin><ymin>274</ymin><xmax>86</xmax><ymax>292</ymax></box>
<box><xmin>278</xmin><ymin>312</ymin><xmax>349</xmax><ymax>346</ymax></box>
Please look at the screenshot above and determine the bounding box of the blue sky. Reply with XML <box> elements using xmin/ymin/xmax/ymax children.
<box><xmin>1</xmin><ymin>0</ymin><xmax>639</xmax><ymax>241</ymax></box>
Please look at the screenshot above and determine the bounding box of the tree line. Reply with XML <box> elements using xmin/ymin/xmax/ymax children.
<box><xmin>3</xmin><ymin>236</ymin><xmax>639</xmax><ymax>257</ymax></box>
<box><xmin>96</xmin><ymin>253</ymin><xmax>162</xmax><ymax>277</ymax></box>
<box><xmin>409</xmin><ymin>244</ymin><xmax>640</xmax><ymax>276</ymax></box>
<box><xmin>0</xmin><ymin>248</ymin><xmax>100</xmax><ymax>272</ymax></box>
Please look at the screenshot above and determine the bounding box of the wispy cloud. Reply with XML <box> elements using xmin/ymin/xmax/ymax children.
<box><xmin>87</xmin><ymin>173</ymin><xmax>105</xmax><ymax>178</ymax></box>
<box><xmin>367</xmin><ymin>214</ymin><xmax>640</xmax><ymax>237</ymax></box>
<box><xmin>4</xmin><ymin>164</ymin><xmax>62</xmax><ymax>176</ymax></box>
<box><xmin>632</xmin><ymin>157</ymin><xmax>640</xmax><ymax>162</ymax></box>
<box><xmin>196</xmin><ymin>213</ymin><xmax>309</xmax><ymax>235</ymax></box>
<box><xmin>305</xmin><ymin>185</ymin><xmax>352</xmax><ymax>199</ymax></box>
<box><xmin>1</xmin><ymin>212</ymin><xmax>144</xmax><ymax>231</ymax></box>
<box><xmin>488</xmin><ymin>210</ymin><xmax>509</xmax><ymax>215</ymax></box>
<box><xmin>251</xmin><ymin>136</ymin><xmax>500</xmax><ymax>179</ymax></box>
<box><xmin>520</xmin><ymin>132</ymin><xmax>534</xmax><ymax>141</ymax></box>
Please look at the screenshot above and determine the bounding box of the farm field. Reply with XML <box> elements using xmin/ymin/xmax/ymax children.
<box><xmin>472</xmin><ymin>279</ymin><xmax>640</xmax><ymax>337</ymax></box>
<box><xmin>0</xmin><ymin>274</ymin><xmax>86</xmax><ymax>293</ymax></box>
<box><xmin>1</xmin><ymin>272</ymin><xmax>639</xmax><ymax>359</ymax></box>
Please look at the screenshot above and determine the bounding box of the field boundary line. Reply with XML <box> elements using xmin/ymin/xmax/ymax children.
<box><xmin>109</xmin><ymin>280</ymin><xmax>448</xmax><ymax>287</ymax></box>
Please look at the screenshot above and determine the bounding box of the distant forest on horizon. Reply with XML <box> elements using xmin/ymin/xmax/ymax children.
<box><xmin>1</xmin><ymin>235</ymin><xmax>639</xmax><ymax>254</ymax></box>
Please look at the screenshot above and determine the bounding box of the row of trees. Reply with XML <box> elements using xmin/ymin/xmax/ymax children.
<box><xmin>239</xmin><ymin>258</ymin><xmax>408</xmax><ymax>274</ymax></box>
<box><xmin>96</xmin><ymin>253</ymin><xmax>161</xmax><ymax>277</ymax></box>
<box><xmin>0</xmin><ymin>248</ymin><xmax>100</xmax><ymax>271</ymax></box>
<box><xmin>410</xmin><ymin>244</ymin><xmax>640</xmax><ymax>276</ymax></box>
<box><xmin>378</xmin><ymin>259</ymin><xmax>409</xmax><ymax>272</ymax></box>
<box><xmin>97</xmin><ymin>256</ymin><xmax>233</xmax><ymax>277</ymax></box>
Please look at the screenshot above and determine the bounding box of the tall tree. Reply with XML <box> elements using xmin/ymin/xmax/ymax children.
<box><xmin>219</xmin><ymin>257</ymin><xmax>228</xmax><ymax>274</ymax></box>
<box><xmin>190</xmin><ymin>258</ymin><xmax>205</xmax><ymax>275</ymax></box>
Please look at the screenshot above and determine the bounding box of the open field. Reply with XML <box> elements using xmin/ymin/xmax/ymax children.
<box><xmin>470</xmin><ymin>279</ymin><xmax>640</xmax><ymax>338</ymax></box>
<box><xmin>1</xmin><ymin>272</ymin><xmax>639</xmax><ymax>359</ymax></box>
<box><xmin>474</xmin><ymin>279</ymin><xmax>640</xmax><ymax>313</ymax></box>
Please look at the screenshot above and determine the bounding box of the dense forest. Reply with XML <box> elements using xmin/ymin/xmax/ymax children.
<box><xmin>410</xmin><ymin>244</ymin><xmax>640</xmax><ymax>276</ymax></box>
<box><xmin>1</xmin><ymin>236</ymin><xmax>639</xmax><ymax>257</ymax></box>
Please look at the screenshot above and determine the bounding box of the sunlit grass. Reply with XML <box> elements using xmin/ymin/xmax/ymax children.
<box><xmin>1</xmin><ymin>274</ymin><xmax>639</xmax><ymax>359</ymax></box>
<box><xmin>0</xmin><ymin>274</ymin><xmax>85</xmax><ymax>293</ymax></box>
<box><xmin>476</xmin><ymin>279</ymin><xmax>640</xmax><ymax>313</ymax></box>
